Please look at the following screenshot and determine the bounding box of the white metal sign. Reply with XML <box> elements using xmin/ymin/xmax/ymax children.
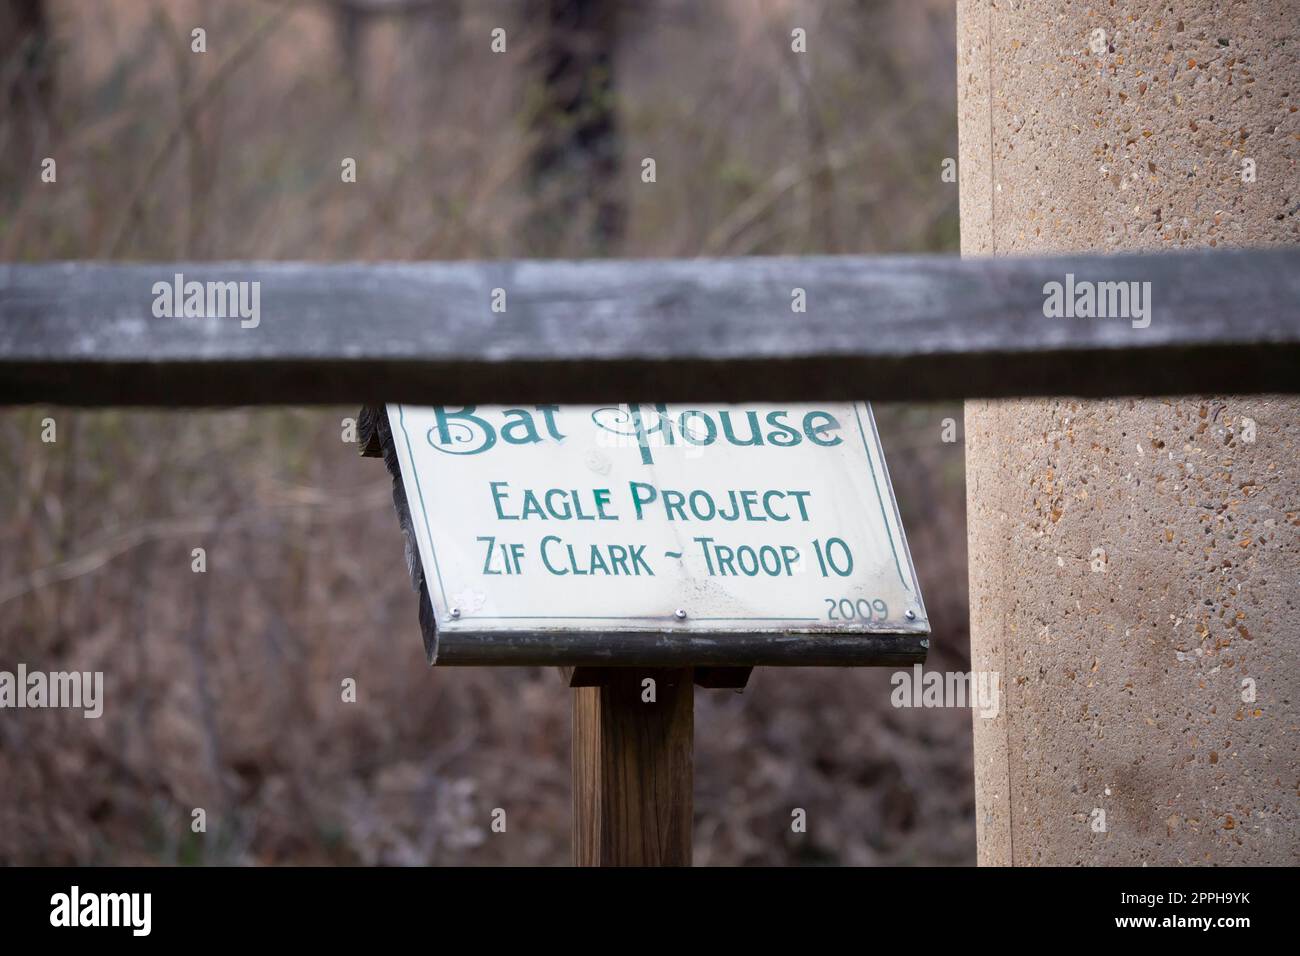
<box><xmin>386</xmin><ymin>402</ymin><xmax>927</xmax><ymax>637</ymax></box>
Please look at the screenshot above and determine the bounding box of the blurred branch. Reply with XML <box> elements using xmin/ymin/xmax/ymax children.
<box><xmin>765</xmin><ymin>10</ymin><xmax>838</xmax><ymax>252</ymax></box>
<box><xmin>105</xmin><ymin>0</ymin><xmax>300</xmax><ymax>257</ymax></box>
<box><xmin>320</xmin><ymin>0</ymin><xmax>445</xmax><ymax>12</ymax></box>
<box><xmin>699</xmin><ymin>94</ymin><xmax>928</xmax><ymax>256</ymax></box>
<box><xmin>698</xmin><ymin>141</ymin><xmax>870</xmax><ymax>256</ymax></box>
<box><xmin>0</xmin><ymin>489</ymin><xmax>388</xmax><ymax>607</ymax></box>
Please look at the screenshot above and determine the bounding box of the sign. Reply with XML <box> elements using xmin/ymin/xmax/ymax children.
<box><xmin>385</xmin><ymin>402</ymin><xmax>928</xmax><ymax>642</ymax></box>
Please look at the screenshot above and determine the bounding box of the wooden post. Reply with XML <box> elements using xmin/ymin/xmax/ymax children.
<box><xmin>572</xmin><ymin>668</ymin><xmax>693</xmax><ymax>866</ymax></box>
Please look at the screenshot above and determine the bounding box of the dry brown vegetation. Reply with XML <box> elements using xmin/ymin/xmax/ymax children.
<box><xmin>0</xmin><ymin>0</ymin><xmax>972</xmax><ymax>865</ymax></box>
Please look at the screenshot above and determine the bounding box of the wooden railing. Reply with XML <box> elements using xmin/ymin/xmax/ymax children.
<box><xmin>3</xmin><ymin>246</ymin><xmax>1297</xmax><ymax>405</ymax></box>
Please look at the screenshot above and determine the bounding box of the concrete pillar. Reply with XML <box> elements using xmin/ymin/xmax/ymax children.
<box><xmin>957</xmin><ymin>1</ymin><xmax>1298</xmax><ymax>864</ymax></box>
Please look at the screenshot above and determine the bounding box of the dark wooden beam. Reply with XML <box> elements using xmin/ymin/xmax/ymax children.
<box><xmin>693</xmin><ymin>666</ymin><xmax>753</xmax><ymax>689</ymax></box>
<box><xmin>432</xmin><ymin>630</ymin><xmax>929</xmax><ymax>667</ymax></box>
<box><xmin>2</xmin><ymin>248</ymin><xmax>1297</xmax><ymax>405</ymax></box>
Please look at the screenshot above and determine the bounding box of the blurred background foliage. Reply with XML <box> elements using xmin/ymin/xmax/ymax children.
<box><xmin>0</xmin><ymin>0</ymin><xmax>970</xmax><ymax>865</ymax></box>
